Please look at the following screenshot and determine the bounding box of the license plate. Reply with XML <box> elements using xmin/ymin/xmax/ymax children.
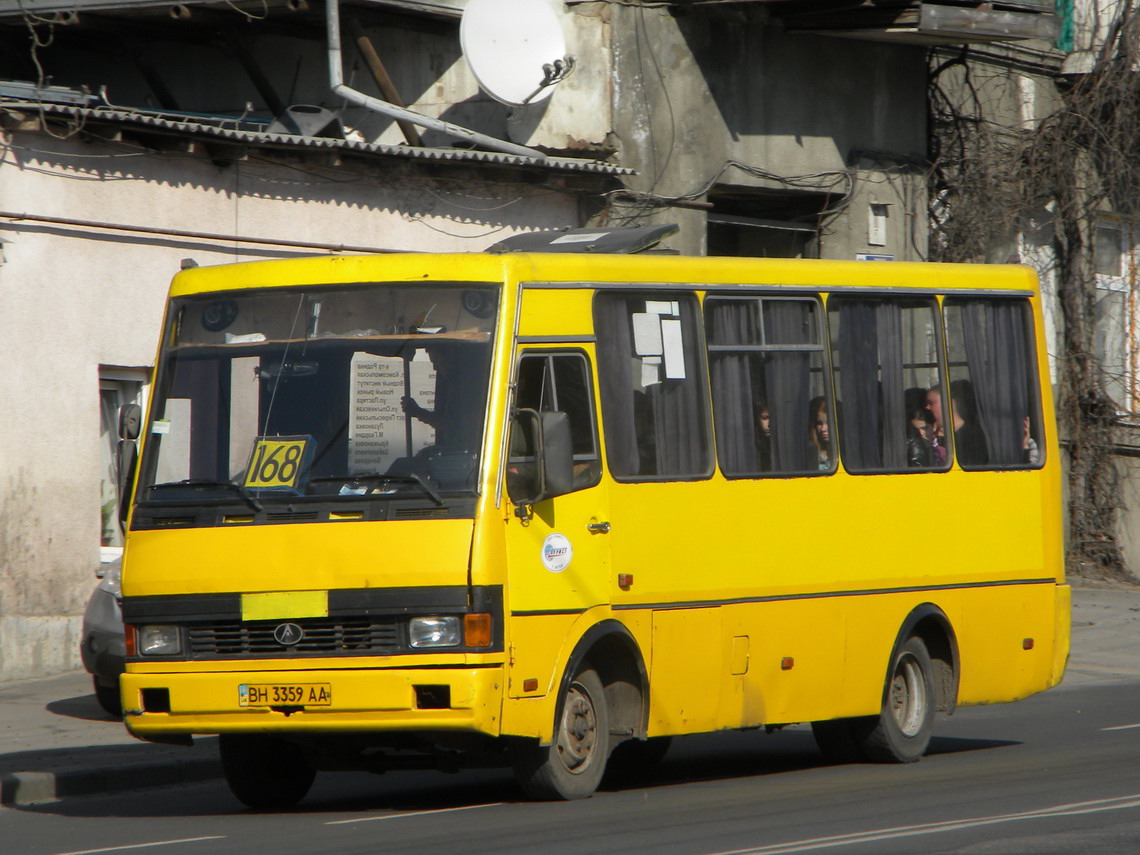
<box><xmin>238</xmin><ymin>683</ymin><xmax>332</xmax><ymax>707</ymax></box>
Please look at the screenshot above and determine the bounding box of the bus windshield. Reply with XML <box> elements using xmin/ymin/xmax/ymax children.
<box><xmin>135</xmin><ymin>282</ymin><xmax>499</xmax><ymax>512</ymax></box>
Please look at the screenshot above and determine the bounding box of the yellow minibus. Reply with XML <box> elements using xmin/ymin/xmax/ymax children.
<box><xmin>118</xmin><ymin>228</ymin><xmax>1069</xmax><ymax>807</ymax></box>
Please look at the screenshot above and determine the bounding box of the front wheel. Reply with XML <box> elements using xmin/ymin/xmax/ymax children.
<box><xmin>512</xmin><ymin>667</ymin><xmax>609</xmax><ymax>800</ymax></box>
<box><xmin>859</xmin><ymin>635</ymin><xmax>936</xmax><ymax>763</ymax></box>
<box><xmin>219</xmin><ymin>734</ymin><xmax>316</xmax><ymax>810</ymax></box>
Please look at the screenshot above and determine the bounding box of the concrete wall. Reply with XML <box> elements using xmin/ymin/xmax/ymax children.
<box><xmin>607</xmin><ymin>7</ymin><xmax>928</xmax><ymax>259</ymax></box>
<box><xmin>0</xmin><ymin>128</ymin><xmax>580</xmax><ymax>682</ymax></box>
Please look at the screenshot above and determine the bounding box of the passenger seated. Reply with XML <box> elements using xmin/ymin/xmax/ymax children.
<box><xmin>1022</xmin><ymin>416</ymin><xmax>1041</xmax><ymax>465</ymax></box>
<box><xmin>754</xmin><ymin>400</ymin><xmax>771</xmax><ymax>472</ymax></box>
<box><xmin>906</xmin><ymin>406</ymin><xmax>936</xmax><ymax>468</ymax></box>
<box><xmin>809</xmin><ymin>396</ymin><xmax>831</xmax><ymax>470</ymax></box>
<box><xmin>923</xmin><ymin>387</ymin><xmax>949</xmax><ymax>466</ymax></box>
<box><xmin>950</xmin><ymin>379</ymin><xmax>989</xmax><ymax>466</ymax></box>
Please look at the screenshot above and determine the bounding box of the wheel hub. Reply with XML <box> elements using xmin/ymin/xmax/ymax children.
<box><xmin>555</xmin><ymin>684</ymin><xmax>598</xmax><ymax>774</ymax></box>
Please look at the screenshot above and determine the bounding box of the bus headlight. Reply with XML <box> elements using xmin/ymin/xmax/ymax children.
<box><xmin>138</xmin><ymin>625</ymin><xmax>182</xmax><ymax>656</ymax></box>
<box><xmin>409</xmin><ymin>616</ymin><xmax>461</xmax><ymax>648</ymax></box>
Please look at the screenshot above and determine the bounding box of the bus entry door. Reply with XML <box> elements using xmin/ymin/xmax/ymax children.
<box><xmin>504</xmin><ymin>349</ymin><xmax>611</xmax><ymax>617</ymax></box>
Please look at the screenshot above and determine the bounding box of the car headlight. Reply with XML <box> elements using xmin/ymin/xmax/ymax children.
<box><xmin>138</xmin><ymin>625</ymin><xmax>182</xmax><ymax>656</ymax></box>
<box><xmin>408</xmin><ymin>616</ymin><xmax>461</xmax><ymax>648</ymax></box>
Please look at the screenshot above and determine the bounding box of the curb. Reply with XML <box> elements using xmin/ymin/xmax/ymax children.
<box><xmin>1</xmin><ymin>757</ymin><xmax>222</xmax><ymax>807</ymax></box>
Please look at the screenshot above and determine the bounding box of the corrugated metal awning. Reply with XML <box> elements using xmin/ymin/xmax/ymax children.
<box><xmin>0</xmin><ymin>0</ymin><xmax>466</xmax><ymax>20</ymax></box>
<box><xmin>0</xmin><ymin>99</ymin><xmax>631</xmax><ymax>177</ymax></box>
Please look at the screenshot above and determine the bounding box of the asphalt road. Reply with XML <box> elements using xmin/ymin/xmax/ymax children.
<box><xmin>3</xmin><ymin>676</ymin><xmax>1139</xmax><ymax>855</ymax></box>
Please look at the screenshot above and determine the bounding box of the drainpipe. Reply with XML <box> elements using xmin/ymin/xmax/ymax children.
<box><xmin>325</xmin><ymin>0</ymin><xmax>547</xmax><ymax>161</ymax></box>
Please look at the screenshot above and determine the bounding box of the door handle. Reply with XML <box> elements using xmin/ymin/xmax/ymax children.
<box><xmin>586</xmin><ymin>521</ymin><xmax>611</xmax><ymax>534</ymax></box>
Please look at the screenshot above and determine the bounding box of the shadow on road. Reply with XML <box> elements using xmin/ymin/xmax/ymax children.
<box><xmin>7</xmin><ymin>725</ymin><xmax>1020</xmax><ymax>820</ymax></box>
<box><xmin>46</xmin><ymin>693</ymin><xmax>120</xmax><ymax>723</ymax></box>
<box><xmin>927</xmin><ymin>734</ymin><xmax>1020</xmax><ymax>755</ymax></box>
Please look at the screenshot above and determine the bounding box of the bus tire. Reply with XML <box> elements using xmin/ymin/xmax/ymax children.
<box><xmin>219</xmin><ymin>734</ymin><xmax>316</xmax><ymax>810</ymax></box>
<box><xmin>512</xmin><ymin>667</ymin><xmax>609</xmax><ymax>800</ymax></box>
<box><xmin>859</xmin><ymin>635</ymin><xmax>936</xmax><ymax>763</ymax></box>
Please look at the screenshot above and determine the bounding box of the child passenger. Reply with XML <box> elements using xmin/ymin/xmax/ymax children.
<box><xmin>906</xmin><ymin>406</ymin><xmax>936</xmax><ymax>468</ymax></box>
<box><xmin>809</xmin><ymin>396</ymin><xmax>830</xmax><ymax>470</ymax></box>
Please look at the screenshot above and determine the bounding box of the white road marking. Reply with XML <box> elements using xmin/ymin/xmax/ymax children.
<box><xmin>52</xmin><ymin>837</ymin><xmax>225</xmax><ymax>855</ymax></box>
<box><xmin>1100</xmin><ymin>722</ymin><xmax>1140</xmax><ymax>731</ymax></box>
<box><xmin>703</xmin><ymin>794</ymin><xmax>1140</xmax><ymax>855</ymax></box>
<box><xmin>325</xmin><ymin>802</ymin><xmax>504</xmax><ymax>825</ymax></box>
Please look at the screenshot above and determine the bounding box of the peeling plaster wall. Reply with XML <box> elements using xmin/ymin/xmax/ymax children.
<box><xmin>0</xmin><ymin>128</ymin><xmax>579</xmax><ymax>681</ymax></box>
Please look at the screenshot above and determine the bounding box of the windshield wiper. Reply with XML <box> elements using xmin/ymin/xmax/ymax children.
<box><xmin>312</xmin><ymin>472</ymin><xmax>444</xmax><ymax>507</ymax></box>
<box><xmin>147</xmin><ymin>479</ymin><xmax>264</xmax><ymax>513</ymax></box>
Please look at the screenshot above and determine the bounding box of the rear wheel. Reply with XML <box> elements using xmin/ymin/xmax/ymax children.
<box><xmin>512</xmin><ymin>667</ymin><xmax>609</xmax><ymax>800</ymax></box>
<box><xmin>859</xmin><ymin>635</ymin><xmax>936</xmax><ymax>763</ymax></box>
<box><xmin>219</xmin><ymin>734</ymin><xmax>316</xmax><ymax>810</ymax></box>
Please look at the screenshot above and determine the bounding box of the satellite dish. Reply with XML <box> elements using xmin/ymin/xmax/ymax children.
<box><xmin>461</xmin><ymin>0</ymin><xmax>574</xmax><ymax>107</ymax></box>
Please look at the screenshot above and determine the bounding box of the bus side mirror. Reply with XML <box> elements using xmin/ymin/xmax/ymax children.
<box><xmin>507</xmin><ymin>409</ymin><xmax>573</xmax><ymax>507</ymax></box>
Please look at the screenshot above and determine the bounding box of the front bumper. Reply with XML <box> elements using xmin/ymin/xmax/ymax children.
<box><xmin>122</xmin><ymin>666</ymin><xmax>505</xmax><ymax>738</ymax></box>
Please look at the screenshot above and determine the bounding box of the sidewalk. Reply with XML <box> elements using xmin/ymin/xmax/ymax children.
<box><xmin>2</xmin><ymin>585</ymin><xmax>1138</xmax><ymax>807</ymax></box>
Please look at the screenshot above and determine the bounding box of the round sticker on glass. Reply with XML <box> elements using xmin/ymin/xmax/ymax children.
<box><xmin>541</xmin><ymin>533</ymin><xmax>573</xmax><ymax>573</ymax></box>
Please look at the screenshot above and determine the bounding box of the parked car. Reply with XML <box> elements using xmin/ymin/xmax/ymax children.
<box><xmin>80</xmin><ymin>557</ymin><xmax>124</xmax><ymax>715</ymax></box>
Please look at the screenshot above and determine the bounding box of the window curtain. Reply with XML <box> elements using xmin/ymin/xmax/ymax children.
<box><xmin>876</xmin><ymin>302</ymin><xmax>907</xmax><ymax>469</ymax></box>
<box><xmin>765</xmin><ymin>301</ymin><xmax>813</xmax><ymax>472</ymax></box>
<box><xmin>837</xmin><ymin>301</ymin><xmax>882</xmax><ymax>469</ymax></box>
<box><xmin>959</xmin><ymin>300</ymin><xmax>1030</xmax><ymax>466</ymax></box>
<box><xmin>594</xmin><ymin>296</ymin><xmax>641</xmax><ymax>476</ymax></box>
<box><xmin>708</xmin><ymin>300</ymin><xmax>758</xmax><ymax>474</ymax></box>
<box><xmin>595</xmin><ymin>294</ymin><xmax>709</xmax><ymax>478</ymax></box>
<box><xmin>649</xmin><ymin>299</ymin><xmax>709</xmax><ymax>476</ymax></box>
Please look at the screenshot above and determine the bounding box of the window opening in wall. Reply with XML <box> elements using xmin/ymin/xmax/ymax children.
<box><xmin>868</xmin><ymin>203</ymin><xmax>890</xmax><ymax>247</ymax></box>
<box><xmin>1095</xmin><ymin>223</ymin><xmax>1123</xmax><ymax>277</ymax></box>
<box><xmin>1091</xmin><ymin>218</ymin><xmax>1135</xmax><ymax>413</ymax></box>
<box><xmin>706</xmin><ymin>188</ymin><xmax>828</xmax><ymax>258</ymax></box>
<box><xmin>100</xmin><ymin>368</ymin><xmax>147</xmax><ymax>553</ymax></box>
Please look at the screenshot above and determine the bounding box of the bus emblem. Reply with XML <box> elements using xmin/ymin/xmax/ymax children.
<box><xmin>541</xmin><ymin>533</ymin><xmax>573</xmax><ymax>573</ymax></box>
<box><xmin>273</xmin><ymin>623</ymin><xmax>304</xmax><ymax>646</ymax></box>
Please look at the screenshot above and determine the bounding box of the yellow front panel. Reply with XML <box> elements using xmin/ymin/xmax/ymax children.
<box><xmin>123</xmin><ymin>666</ymin><xmax>505</xmax><ymax>736</ymax></box>
<box><xmin>123</xmin><ymin>518</ymin><xmax>475</xmax><ymax>596</ymax></box>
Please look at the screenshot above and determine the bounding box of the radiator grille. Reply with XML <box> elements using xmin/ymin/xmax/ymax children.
<box><xmin>187</xmin><ymin>617</ymin><xmax>401</xmax><ymax>657</ymax></box>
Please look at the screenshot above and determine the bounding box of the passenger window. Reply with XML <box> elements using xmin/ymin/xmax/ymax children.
<box><xmin>594</xmin><ymin>292</ymin><xmax>712</xmax><ymax>480</ymax></box>
<box><xmin>514</xmin><ymin>352</ymin><xmax>601</xmax><ymax>491</ymax></box>
<box><xmin>828</xmin><ymin>298</ymin><xmax>947</xmax><ymax>473</ymax></box>
<box><xmin>706</xmin><ymin>296</ymin><xmax>833</xmax><ymax>476</ymax></box>
<box><xmin>943</xmin><ymin>298</ymin><xmax>1043</xmax><ymax>469</ymax></box>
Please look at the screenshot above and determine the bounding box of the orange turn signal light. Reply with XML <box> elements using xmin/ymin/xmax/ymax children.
<box><xmin>464</xmin><ymin>613</ymin><xmax>493</xmax><ymax>648</ymax></box>
<box><xmin>780</xmin><ymin>657</ymin><xmax>795</xmax><ymax>671</ymax></box>
<box><xmin>1022</xmin><ymin>638</ymin><xmax>1035</xmax><ymax>650</ymax></box>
